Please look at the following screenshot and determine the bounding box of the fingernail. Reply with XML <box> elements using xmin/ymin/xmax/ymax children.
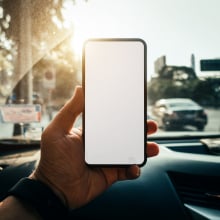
<box><xmin>136</xmin><ymin>167</ymin><xmax>140</xmax><ymax>177</ymax></box>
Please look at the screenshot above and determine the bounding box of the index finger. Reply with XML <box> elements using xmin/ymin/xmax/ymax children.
<box><xmin>147</xmin><ymin>120</ymin><xmax>158</xmax><ymax>135</ymax></box>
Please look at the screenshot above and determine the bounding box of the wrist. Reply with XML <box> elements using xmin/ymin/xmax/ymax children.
<box><xmin>29</xmin><ymin>170</ymin><xmax>68</xmax><ymax>208</ymax></box>
<box><xmin>4</xmin><ymin>177</ymin><xmax>69</xmax><ymax>219</ymax></box>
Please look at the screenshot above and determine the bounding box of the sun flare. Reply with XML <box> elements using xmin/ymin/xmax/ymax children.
<box><xmin>63</xmin><ymin>1</ymin><xmax>92</xmax><ymax>60</ymax></box>
<box><xmin>70</xmin><ymin>31</ymin><xmax>88</xmax><ymax>59</ymax></box>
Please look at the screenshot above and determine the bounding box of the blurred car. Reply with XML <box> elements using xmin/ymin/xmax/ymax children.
<box><xmin>151</xmin><ymin>98</ymin><xmax>208</xmax><ymax>131</ymax></box>
<box><xmin>147</xmin><ymin>112</ymin><xmax>157</xmax><ymax>121</ymax></box>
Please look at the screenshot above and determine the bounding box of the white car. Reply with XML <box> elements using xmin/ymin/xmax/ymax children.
<box><xmin>152</xmin><ymin>98</ymin><xmax>208</xmax><ymax>130</ymax></box>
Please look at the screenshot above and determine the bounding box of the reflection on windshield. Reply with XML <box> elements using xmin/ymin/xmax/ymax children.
<box><xmin>0</xmin><ymin>0</ymin><xmax>81</xmax><ymax>138</ymax></box>
<box><xmin>0</xmin><ymin>0</ymin><xmax>220</xmax><ymax>138</ymax></box>
<box><xmin>0</xmin><ymin>0</ymin><xmax>77</xmax><ymax>102</ymax></box>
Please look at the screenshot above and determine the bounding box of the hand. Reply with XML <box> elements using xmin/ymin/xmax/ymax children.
<box><xmin>30</xmin><ymin>86</ymin><xmax>159</xmax><ymax>209</ymax></box>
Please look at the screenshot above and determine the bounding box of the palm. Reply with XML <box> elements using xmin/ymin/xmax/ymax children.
<box><xmin>39</xmin><ymin>126</ymin><xmax>135</xmax><ymax>208</ymax></box>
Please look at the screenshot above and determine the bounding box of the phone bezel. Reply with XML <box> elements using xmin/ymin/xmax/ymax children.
<box><xmin>82</xmin><ymin>38</ymin><xmax>147</xmax><ymax>167</ymax></box>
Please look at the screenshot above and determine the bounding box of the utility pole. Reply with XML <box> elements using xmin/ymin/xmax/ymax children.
<box><xmin>17</xmin><ymin>0</ymin><xmax>33</xmax><ymax>104</ymax></box>
<box><xmin>191</xmin><ymin>53</ymin><xmax>196</xmax><ymax>73</ymax></box>
<box><xmin>13</xmin><ymin>0</ymin><xmax>33</xmax><ymax>136</ymax></box>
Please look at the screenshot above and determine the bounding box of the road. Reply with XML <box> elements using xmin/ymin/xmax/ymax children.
<box><xmin>0</xmin><ymin>111</ymin><xmax>82</xmax><ymax>139</ymax></box>
<box><xmin>205</xmin><ymin>108</ymin><xmax>220</xmax><ymax>132</ymax></box>
<box><xmin>0</xmin><ymin>113</ymin><xmax>51</xmax><ymax>139</ymax></box>
<box><xmin>0</xmin><ymin>108</ymin><xmax>220</xmax><ymax>139</ymax></box>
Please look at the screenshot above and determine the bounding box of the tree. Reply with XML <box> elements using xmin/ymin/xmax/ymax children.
<box><xmin>148</xmin><ymin>63</ymin><xmax>200</xmax><ymax>104</ymax></box>
<box><xmin>1</xmin><ymin>0</ymin><xmax>80</xmax><ymax>102</ymax></box>
<box><xmin>33</xmin><ymin>36</ymin><xmax>80</xmax><ymax>108</ymax></box>
<box><xmin>148</xmin><ymin>77</ymin><xmax>199</xmax><ymax>105</ymax></box>
<box><xmin>193</xmin><ymin>78</ymin><xmax>220</xmax><ymax>107</ymax></box>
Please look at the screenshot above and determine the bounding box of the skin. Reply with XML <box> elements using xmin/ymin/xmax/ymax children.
<box><xmin>0</xmin><ymin>86</ymin><xmax>159</xmax><ymax>219</ymax></box>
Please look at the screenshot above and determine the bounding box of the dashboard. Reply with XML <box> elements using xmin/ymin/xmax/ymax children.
<box><xmin>0</xmin><ymin>136</ymin><xmax>220</xmax><ymax>220</ymax></box>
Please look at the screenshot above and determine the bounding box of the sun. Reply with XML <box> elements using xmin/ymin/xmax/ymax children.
<box><xmin>70</xmin><ymin>31</ymin><xmax>88</xmax><ymax>60</ymax></box>
<box><xmin>62</xmin><ymin>0</ymin><xmax>109</xmax><ymax>60</ymax></box>
<box><xmin>62</xmin><ymin>0</ymin><xmax>92</xmax><ymax>60</ymax></box>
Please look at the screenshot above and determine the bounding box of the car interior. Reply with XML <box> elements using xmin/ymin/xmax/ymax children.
<box><xmin>0</xmin><ymin>0</ymin><xmax>220</xmax><ymax>219</ymax></box>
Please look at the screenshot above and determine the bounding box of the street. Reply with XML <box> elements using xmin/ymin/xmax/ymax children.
<box><xmin>0</xmin><ymin>108</ymin><xmax>220</xmax><ymax>139</ymax></box>
<box><xmin>0</xmin><ymin>111</ymin><xmax>83</xmax><ymax>139</ymax></box>
<box><xmin>204</xmin><ymin>108</ymin><xmax>220</xmax><ymax>132</ymax></box>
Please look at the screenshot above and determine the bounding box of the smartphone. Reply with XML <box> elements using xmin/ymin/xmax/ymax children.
<box><xmin>83</xmin><ymin>38</ymin><xmax>146</xmax><ymax>166</ymax></box>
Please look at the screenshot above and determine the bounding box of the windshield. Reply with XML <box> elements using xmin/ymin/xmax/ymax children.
<box><xmin>0</xmin><ymin>0</ymin><xmax>220</xmax><ymax>139</ymax></box>
<box><xmin>168</xmin><ymin>103</ymin><xmax>198</xmax><ymax>108</ymax></box>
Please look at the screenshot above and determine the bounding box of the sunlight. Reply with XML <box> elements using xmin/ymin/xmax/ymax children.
<box><xmin>70</xmin><ymin>30</ymin><xmax>88</xmax><ymax>60</ymax></box>
<box><xmin>66</xmin><ymin>0</ymin><xmax>92</xmax><ymax>60</ymax></box>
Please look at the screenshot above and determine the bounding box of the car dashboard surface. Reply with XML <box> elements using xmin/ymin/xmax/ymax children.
<box><xmin>0</xmin><ymin>136</ymin><xmax>220</xmax><ymax>220</ymax></box>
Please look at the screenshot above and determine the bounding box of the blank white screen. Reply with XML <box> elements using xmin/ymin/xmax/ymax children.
<box><xmin>84</xmin><ymin>39</ymin><xmax>146</xmax><ymax>165</ymax></box>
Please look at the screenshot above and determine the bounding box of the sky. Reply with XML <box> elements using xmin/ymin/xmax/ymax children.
<box><xmin>69</xmin><ymin>0</ymin><xmax>220</xmax><ymax>80</ymax></box>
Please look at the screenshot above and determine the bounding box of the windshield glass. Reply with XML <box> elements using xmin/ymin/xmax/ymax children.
<box><xmin>168</xmin><ymin>103</ymin><xmax>198</xmax><ymax>108</ymax></box>
<box><xmin>0</xmin><ymin>0</ymin><xmax>220</xmax><ymax>139</ymax></box>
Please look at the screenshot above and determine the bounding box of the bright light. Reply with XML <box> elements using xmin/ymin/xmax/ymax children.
<box><xmin>70</xmin><ymin>30</ymin><xmax>88</xmax><ymax>60</ymax></box>
<box><xmin>51</xmin><ymin>0</ymin><xmax>91</xmax><ymax>59</ymax></box>
<box><xmin>67</xmin><ymin>1</ymin><xmax>92</xmax><ymax>59</ymax></box>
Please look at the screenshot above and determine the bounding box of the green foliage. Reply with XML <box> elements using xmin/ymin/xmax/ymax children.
<box><xmin>148</xmin><ymin>78</ymin><xmax>199</xmax><ymax>104</ymax></box>
<box><xmin>1</xmin><ymin>0</ymin><xmax>82</xmax><ymax>103</ymax></box>
<box><xmin>193</xmin><ymin>78</ymin><xmax>220</xmax><ymax>107</ymax></box>
<box><xmin>148</xmin><ymin>76</ymin><xmax>220</xmax><ymax>107</ymax></box>
<box><xmin>33</xmin><ymin>36</ymin><xmax>80</xmax><ymax>106</ymax></box>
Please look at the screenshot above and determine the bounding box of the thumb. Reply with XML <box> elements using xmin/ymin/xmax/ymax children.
<box><xmin>51</xmin><ymin>86</ymin><xmax>84</xmax><ymax>133</ymax></box>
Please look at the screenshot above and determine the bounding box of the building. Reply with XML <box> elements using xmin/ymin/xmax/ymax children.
<box><xmin>153</xmin><ymin>55</ymin><xmax>197</xmax><ymax>81</ymax></box>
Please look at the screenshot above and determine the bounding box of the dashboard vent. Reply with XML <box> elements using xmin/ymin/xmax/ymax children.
<box><xmin>168</xmin><ymin>172</ymin><xmax>220</xmax><ymax>210</ymax></box>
